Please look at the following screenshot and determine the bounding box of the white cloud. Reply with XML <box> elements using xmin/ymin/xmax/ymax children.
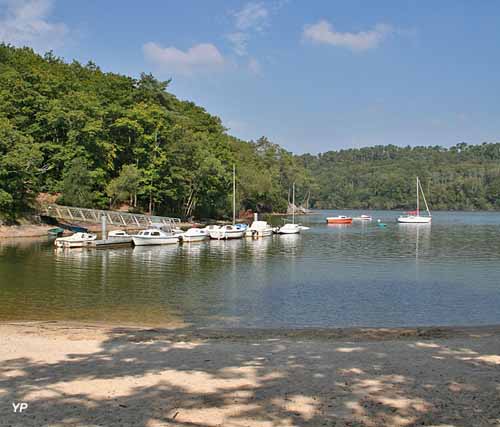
<box><xmin>0</xmin><ymin>0</ymin><xmax>68</xmax><ymax>52</ymax></box>
<box><xmin>226</xmin><ymin>2</ymin><xmax>271</xmax><ymax>57</ymax></box>
<box><xmin>226</xmin><ymin>31</ymin><xmax>248</xmax><ymax>56</ymax></box>
<box><xmin>143</xmin><ymin>42</ymin><xmax>225</xmax><ymax>75</ymax></box>
<box><xmin>303</xmin><ymin>20</ymin><xmax>392</xmax><ymax>51</ymax></box>
<box><xmin>233</xmin><ymin>2</ymin><xmax>269</xmax><ymax>31</ymax></box>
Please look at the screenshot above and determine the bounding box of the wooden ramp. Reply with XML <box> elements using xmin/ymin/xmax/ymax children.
<box><xmin>40</xmin><ymin>204</ymin><xmax>181</xmax><ymax>229</ymax></box>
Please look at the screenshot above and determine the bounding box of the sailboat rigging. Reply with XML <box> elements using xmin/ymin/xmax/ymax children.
<box><xmin>397</xmin><ymin>177</ymin><xmax>432</xmax><ymax>224</ymax></box>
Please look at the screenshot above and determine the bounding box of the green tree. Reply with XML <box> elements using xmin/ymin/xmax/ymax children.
<box><xmin>106</xmin><ymin>164</ymin><xmax>141</xmax><ymax>208</ymax></box>
<box><xmin>59</xmin><ymin>158</ymin><xmax>95</xmax><ymax>208</ymax></box>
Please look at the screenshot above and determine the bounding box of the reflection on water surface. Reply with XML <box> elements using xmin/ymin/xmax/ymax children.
<box><xmin>1</xmin><ymin>210</ymin><xmax>500</xmax><ymax>328</ymax></box>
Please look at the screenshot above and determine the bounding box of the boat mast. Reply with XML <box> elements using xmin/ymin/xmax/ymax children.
<box><xmin>232</xmin><ymin>164</ymin><xmax>236</xmax><ymax>225</ymax></box>
<box><xmin>292</xmin><ymin>182</ymin><xmax>295</xmax><ymax>225</ymax></box>
<box><xmin>416</xmin><ymin>176</ymin><xmax>420</xmax><ymax>216</ymax></box>
<box><xmin>419</xmin><ymin>178</ymin><xmax>431</xmax><ymax>217</ymax></box>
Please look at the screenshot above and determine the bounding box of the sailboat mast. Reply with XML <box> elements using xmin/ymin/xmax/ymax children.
<box><xmin>419</xmin><ymin>178</ymin><xmax>432</xmax><ymax>217</ymax></box>
<box><xmin>232</xmin><ymin>164</ymin><xmax>236</xmax><ymax>225</ymax></box>
<box><xmin>416</xmin><ymin>176</ymin><xmax>420</xmax><ymax>216</ymax></box>
<box><xmin>292</xmin><ymin>182</ymin><xmax>295</xmax><ymax>225</ymax></box>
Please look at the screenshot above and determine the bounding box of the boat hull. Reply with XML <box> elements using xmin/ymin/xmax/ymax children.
<box><xmin>326</xmin><ymin>218</ymin><xmax>353</xmax><ymax>224</ymax></box>
<box><xmin>209</xmin><ymin>230</ymin><xmax>245</xmax><ymax>239</ymax></box>
<box><xmin>245</xmin><ymin>229</ymin><xmax>273</xmax><ymax>238</ymax></box>
<box><xmin>277</xmin><ymin>224</ymin><xmax>301</xmax><ymax>234</ymax></box>
<box><xmin>397</xmin><ymin>216</ymin><xmax>432</xmax><ymax>224</ymax></box>
<box><xmin>132</xmin><ymin>236</ymin><xmax>179</xmax><ymax>246</ymax></box>
<box><xmin>278</xmin><ymin>229</ymin><xmax>300</xmax><ymax>234</ymax></box>
<box><xmin>55</xmin><ymin>240</ymin><xmax>95</xmax><ymax>248</ymax></box>
<box><xmin>182</xmin><ymin>235</ymin><xmax>208</xmax><ymax>243</ymax></box>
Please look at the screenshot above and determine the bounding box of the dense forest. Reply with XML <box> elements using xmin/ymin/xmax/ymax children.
<box><xmin>1</xmin><ymin>44</ymin><xmax>499</xmax><ymax>222</ymax></box>
<box><xmin>0</xmin><ymin>44</ymin><xmax>310</xmax><ymax>222</ymax></box>
<box><xmin>299</xmin><ymin>143</ymin><xmax>500</xmax><ymax>211</ymax></box>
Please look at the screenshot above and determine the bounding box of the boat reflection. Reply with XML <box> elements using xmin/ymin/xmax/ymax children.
<box><xmin>397</xmin><ymin>223</ymin><xmax>431</xmax><ymax>260</ymax></box>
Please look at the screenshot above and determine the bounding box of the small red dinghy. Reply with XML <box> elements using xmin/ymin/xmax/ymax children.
<box><xmin>326</xmin><ymin>216</ymin><xmax>353</xmax><ymax>224</ymax></box>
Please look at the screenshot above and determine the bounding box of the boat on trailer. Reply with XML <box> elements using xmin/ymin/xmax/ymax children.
<box><xmin>397</xmin><ymin>177</ymin><xmax>432</xmax><ymax>224</ymax></box>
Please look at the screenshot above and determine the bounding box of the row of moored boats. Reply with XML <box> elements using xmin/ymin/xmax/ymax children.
<box><xmin>54</xmin><ymin>216</ymin><xmax>310</xmax><ymax>248</ymax></box>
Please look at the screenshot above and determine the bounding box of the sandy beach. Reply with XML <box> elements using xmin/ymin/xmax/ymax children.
<box><xmin>0</xmin><ymin>322</ymin><xmax>499</xmax><ymax>426</ymax></box>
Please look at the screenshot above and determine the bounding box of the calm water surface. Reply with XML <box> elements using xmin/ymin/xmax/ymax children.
<box><xmin>1</xmin><ymin>210</ymin><xmax>500</xmax><ymax>328</ymax></box>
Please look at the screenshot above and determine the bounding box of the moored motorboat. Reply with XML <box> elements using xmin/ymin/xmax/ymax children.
<box><xmin>353</xmin><ymin>214</ymin><xmax>373</xmax><ymax>221</ymax></box>
<box><xmin>208</xmin><ymin>225</ymin><xmax>245</xmax><ymax>240</ymax></box>
<box><xmin>245</xmin><ymin>220</ymin><xmax>274</xmax><ymax>238</ymax></box>
<box><xmin>222</xmin><ymin>225</ymin><xmax>246</xmax><ymax>239</ymax></box>
<box><xmin>131</xmin><ymin>229</ymin><xmax>179</xmax><ymax>246</ymax></box>
<box><xmin>181</xmin><ymin>227</ymin><xmax>209</xmax><ymax>243</ymax></box>
<box><xmin>106</xmin><ymin>229</ymin><xmax>133</xmax><ymax>244</ymax></box>
<box><xmin>54</xmin><ymin>232</ymin><xmax>97</xmax><ymax>248</ymax></box>
<box><xmin>326</xmin><ymin>216</ymin><xmax>353</xmax><ymax>224</ymax></box>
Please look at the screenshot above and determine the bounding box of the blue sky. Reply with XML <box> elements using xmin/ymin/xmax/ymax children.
<box><xmin>1</xmin><ymin>0</ymin><xmax>499</xmax><ymax>153</ymax></box>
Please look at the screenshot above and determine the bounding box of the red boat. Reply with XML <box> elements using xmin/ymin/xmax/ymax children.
<box><xmin>326</xmin><ymin>216</ymin><xmax>353</xmax><ymax>224</ymax></box>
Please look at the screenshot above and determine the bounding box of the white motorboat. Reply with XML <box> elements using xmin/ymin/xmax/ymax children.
<box><xmin>132</xmin><ymin>229</ymin><xmax>179</xmax><ymax>246</ymax></box>
<box><xmin>182</xmin><ymin>227</ymin><xmax>209</xmax><ymax>243</ymax></box>
<box><xmin>353</xmin><ymin>214</ymin><xmax>373</xmax><ymax>221</ymax></box>
<box><xmin>398</xmin><ymin>177</ymin><xmax>432</xmax><ymax>224</ymax></box>
<box><xmin>245</xmin><ymin>218</ymin><xmax>274</xmax><ymax>238</ymax></box>
<box><xmin>204</xmin><ymin>225</ymin><xmax>221</xmax><ymax>239</ymax></box>
<box><xmin>219</xmin><ymin>225</ymin><xmax>246</xmax><ymax>239</ymax></box>
<box><xmin>207</xmin><ymin>225</ymin><xmax>244</xmax><ymax>240</ymax></box>
<box><xmin>107</xmin><ymin>230</ymin><xmax>133</xmax><ymax>244</ymax></box>
<box><xmin>54</xmin><ymin>232</ymin><xmax>97</xmax><ymax>248</ymax></box>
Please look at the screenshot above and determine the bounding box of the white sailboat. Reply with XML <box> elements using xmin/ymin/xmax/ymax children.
<box><xmin>397</xmin><ymin>177</ymin><xmax>432</xmax><ymax>224</ymax></box>
<box><xmin>278</xmin><ymin>183</ymin><xmax>301</xmax><ymax>234</ymax></box>
<box><xmin>208</xmin><ymin>165</ymin><xmax>246</xmax><ymax>239</ymax></box>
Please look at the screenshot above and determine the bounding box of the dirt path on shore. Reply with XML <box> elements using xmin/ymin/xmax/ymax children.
<box><xmin>1</xmin><ymin>322</ymin><xmax>499</xmax><ymax>426</ymax></box>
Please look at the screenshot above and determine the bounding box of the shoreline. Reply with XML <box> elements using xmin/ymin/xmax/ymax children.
<box><xmin>1</xmin><ymin>322</ymin><xmax>499</xmax><ymax>426</ymax></box>
<box><xmin>2</xmin><ymin>320</ymin><xmax>500</xmax><ymax>341</ymax></box>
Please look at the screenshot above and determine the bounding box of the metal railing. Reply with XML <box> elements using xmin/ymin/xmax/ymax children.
<box><xmin>41</xmin><ymin>204</ymin><xmax>181</xmax><ymax>228</ymax></box>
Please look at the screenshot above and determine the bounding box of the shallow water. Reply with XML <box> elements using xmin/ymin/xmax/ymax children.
<box><xmin>1</xmin><ymin>210</ymin><xmax>500</xmax><ymax>328</ymax></box>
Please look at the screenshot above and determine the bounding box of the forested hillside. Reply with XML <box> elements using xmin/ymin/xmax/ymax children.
<box><xmin>0</xmin><ymin>44</ymin><xmax>309</xmax><ymax>222</ymax></box>
<box><xmin>1</xmin><ymin>44</ymin><xmax>499</xmax><ymax>222</ymax></box>
<box><xmin>300</xmin><ymin>143</ymin><xmax>500</xmax><ymax>211</ymax></box>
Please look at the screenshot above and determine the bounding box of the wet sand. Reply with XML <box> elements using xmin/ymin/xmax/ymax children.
<box><xmin>0</xmin><ymin>322</ymin><xmax>499</xmax><ymax>426</ymax></box>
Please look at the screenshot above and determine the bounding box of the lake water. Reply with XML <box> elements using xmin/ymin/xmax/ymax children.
<box><xmin>1</xmin><ymin>210</ymin><xmax>500</xmax><ymax>329</ymax></box>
